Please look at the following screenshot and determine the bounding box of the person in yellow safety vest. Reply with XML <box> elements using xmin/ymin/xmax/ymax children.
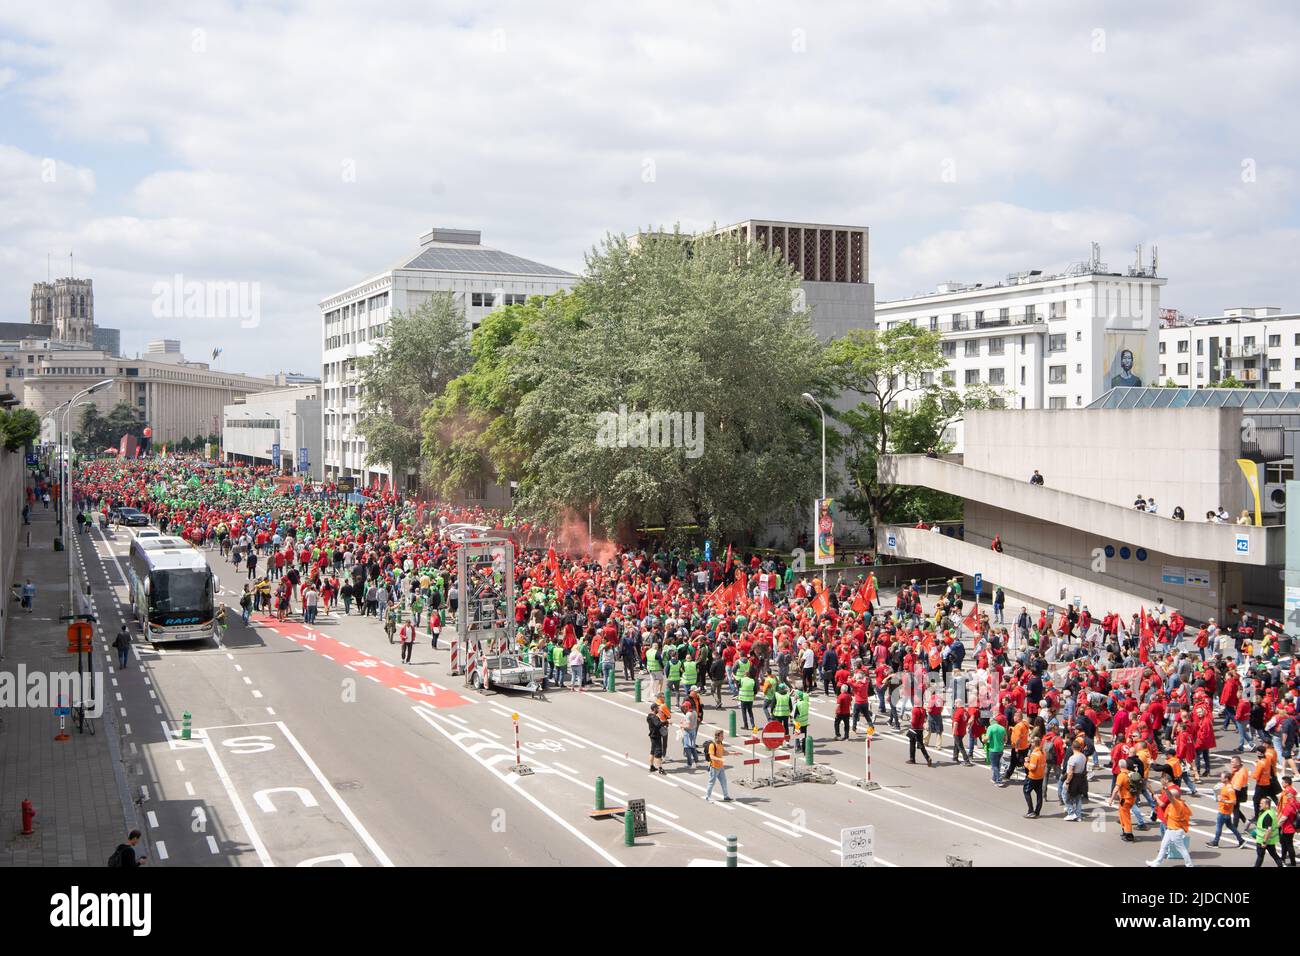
<box><xmin>682</xmin><ymin>655</ymin><xmax>698</xmax><ymax>693</ymax></box>
<box><xmin>737</xmin><ymin>673</ymin><xmax>757</xmax><ymax>730</ymax></box>
<box><xmin>773</xmin><ymin>685</ymin><xmax>792</xmax><ymax>736</ymax></box>
<box><xmin>794</xmin><ymin>691</ymin><xmax>811</xmax><ymax>752</ymax></box>
<box><xmin>551</xmin><ymin>642</ymin><xmax>567</xmax><ymax>689</ymax></box>
<box><xmin>666</xmin><ymin>653</ymin><xmax>683</xmax><ymax>708</ymax></box>
<box><xmin>646</xmin><ymin>642</ymin><xmax>664</xmax><ymax>698</ymax></box>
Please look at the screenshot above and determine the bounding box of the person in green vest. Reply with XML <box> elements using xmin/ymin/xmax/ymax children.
<box><xmin>794</xmin><ymin>690</ymin><xmax>811</xmax><ymax>753</ymax></box>
<box><xmin>646</xmin><ymin>641</ymin><xmax>663</xmax><ymax>699</ymax></box>
<box><xmin>666</xmin><ymin>652</ymin><xmax>683</xmax><ymax>707</ymax></box>
<box><xmin>681</xmin><ymin>654</ymin><xmax>698</xmax><ymax>697</ymax></box>
<box><xmin>983</xmin><ymin>718</ymin><xmax>1008</xmax><ymax>785</ymax></box>
<box><xmin>772</xmin><ymin>684</ymin><xmax>792</xmax><ymax>735</ymax></box>
<box><xmin>551</xmin><ymin>642</ymin><xmax>566</xmax><ymax>686</ymax></box>
<box><xmin>737</xmin><ymin>672</ymin><xmax>757</xmax><ymax>730</ymax></box>
<box><xmin>1253</xmin><ymin>797</ymin><xmax>1284</xmax><ymax>867</ymax></box>
<box><xmin>761</xmin><ymin>673</ymin><xmax>778</xmax><ymax>723</ymax></box>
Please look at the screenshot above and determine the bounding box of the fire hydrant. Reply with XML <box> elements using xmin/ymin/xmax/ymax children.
<box><xmin>21</xmin><ymin>799</ymin><xmax>36</xmax><ymax>835</ymax></box>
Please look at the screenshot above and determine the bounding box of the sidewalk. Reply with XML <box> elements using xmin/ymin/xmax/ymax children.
<box><xmin>0</xmin><ymin>500</ymin><xmax>137</xmax><ymax>866</ymax></box>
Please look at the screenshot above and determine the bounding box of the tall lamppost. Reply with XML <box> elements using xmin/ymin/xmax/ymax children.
<box><xmin>62</xmin><ymin>380</ymin><xmax>113</xmax><ymax>607</ymax></box>
<box><xmin>801</xmin><ymin>392</ymin><xmax>827</xmax><ymax>501</ymax></box>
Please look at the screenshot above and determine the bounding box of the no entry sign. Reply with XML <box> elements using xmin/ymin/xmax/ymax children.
<box><xmin>760</xmin><ymin>721</ymin><xmax>787</xmax><ymax>750</ymax></box>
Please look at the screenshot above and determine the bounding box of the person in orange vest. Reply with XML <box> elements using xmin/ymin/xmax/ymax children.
<box><xmin>1022</xmin><ymin>741</ymin><xmax>1047</xmax><ymax>818</ymax></box>
<box><xmin>1147</xmin><ymin>785</ymin><xmax>1194</xmax><ymax>867</ymax></box>
<box><xmin>1253</xmin><ymin>742</ymin><xmax>1281</xmax><ymax>818</ymax></box>
<box><xmin>1109</xmin><ymin>759</ymin><xmax>1139</xmax><ymax>842</ymax></box>
<box><xmin>1208</xmin><ymin>770</ymin><xmax>1246</xmax><ymax>848</ymax></box>
<box><xmin>1229</xmin><ymin>756</ymin><xmax>1251</xmax><ymax>830</ymax></box>
<box><xmin>1005</xmin><ymin>712</ymin><xmax>1030</xmax><ymax>781</ymax></box>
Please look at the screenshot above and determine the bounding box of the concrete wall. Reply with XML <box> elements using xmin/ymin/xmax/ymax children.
<box><xmin>881</xmin><ymin>525</ymin><xmax>1219</xmax><ymax>623</ymax></box>
<box><xmin>962</xmin><ymin>501</ymin><xmax>1239</xmax><ymax>622</ymax></box>
<box><xmin>962</xmin><ymin>406</ymin><xmax>1250</xmax><ymax>521</ymax></box>
<box><xmin>0</xmin><ymin>448</ymin><xmax>23</xmax><ymax>657</ymax></box>
<box><xmin>882</xmin><ymin>454</ymin><xmax>1282</xmax><ymax>566</ymax></box>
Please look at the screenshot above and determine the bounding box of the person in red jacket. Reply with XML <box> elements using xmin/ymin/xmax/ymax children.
<box><xmin>952</xmin><ymin>704</ymin><xmax>972</xmax><ymax>765</ymax></box>
<box><xmin>906</xmin><ymin>704</ymin><xmax>933</xmax><ymax>767</ymax></box>
<box><xmin>833</xmin><ymin>686</ymin><xmax>852</xmax><ymax>740</ymax></box>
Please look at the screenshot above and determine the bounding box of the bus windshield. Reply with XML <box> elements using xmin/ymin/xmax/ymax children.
<box><xmin>148</xmin><ymin>569</ymin><xmax>213</xmax><ymax>620</ymax></box>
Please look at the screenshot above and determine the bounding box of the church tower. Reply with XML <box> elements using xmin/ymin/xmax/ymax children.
<box><xmin>30</xmin><ymin>277</ymin><xmax>95</xmax><ymax>345</ymax></box>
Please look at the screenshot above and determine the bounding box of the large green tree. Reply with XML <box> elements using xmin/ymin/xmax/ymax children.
<box><xmin>356</xmin><ymin>293</ymin><xmax>472</xmax><ymax>483</ymax></box>
<box><xmin>827</xmin><ymin>326</ymin><xmax>996</xmax><ymax>530</ymax></box>
<box><xmin>436</xmin><ymin>228</ymin><xmax>830</xmax><ymax>539</ymax></box>
<box><xmin>0</xmin><ymin>407</ymin><xmax>41</xmax><ymax>452</ymax></box>
<box><xmin>74</xmin><ymin>402</ymin><xmax>145</xmax><ymax>453</ymax></box>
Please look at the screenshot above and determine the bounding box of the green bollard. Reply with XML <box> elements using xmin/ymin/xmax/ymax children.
<box><xmin>606</xmin><ymin>669</ymin><xmax>615</xmax><ymax>693</ymax></box>
<box><xmin>726</xmin><ymin>834</ymin><xmax>738</xmax><ymax>867</ymax></box>
<box><xmin>728</xmin><ymin>709</ymin><xmax>736</xmax><ymax>738</ymax></box>
<box><xmin>804</xmin><ymin>731</ymin><xmax>814</xmax><ymax>765</ymax></box>
<box><xmin>635</xmin><ymin>678</ymin><xmax>642</xmax><ymax>703</ymax></box>
<box><xmin>624</xmin><ymin>806</ymin><xmax>635</xmax><ymax>846</ymax></box>
<box><xmin>595</xmin><ymin>776</ymin><xmax>605</xmax><ymax>811</ymax></box>
<box><xmin>181</xmin><ymin>711</ymin><xmax>192</xmax><ymax>741</ymax></box>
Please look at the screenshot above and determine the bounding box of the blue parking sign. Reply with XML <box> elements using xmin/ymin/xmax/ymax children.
<box><xmin>973</xmin><ymin>573</ymin><xmax>982</xmax><ymax>595</ymax></box>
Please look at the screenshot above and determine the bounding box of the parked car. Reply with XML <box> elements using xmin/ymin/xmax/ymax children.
<box><xmin>112</xmin><ymin>507</ymin><xmax>150</xmax><ymax>527</ymax></box>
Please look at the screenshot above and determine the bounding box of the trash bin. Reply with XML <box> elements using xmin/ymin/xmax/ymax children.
<box><xmin>53</xmin><ymin>537</ymin><xmax>64</xmax><ymax>552</ymax></box>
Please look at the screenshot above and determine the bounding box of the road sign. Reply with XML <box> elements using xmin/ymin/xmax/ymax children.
<box><xmin>760</xmin><ymin>721</ymin><xmax>786</xmax><ymax>750</ymax></box>
<box><xmin>66</xmin><ymin>621</ymin><xmax>92</xmax><ymax>653</ymax></box>
<box><xmin>973</xmin><ymin>573</ymin><xmax>982</xmax><ymax>596</ymax></box>
<box><xmin>298</xmin><ymin>447</ymin><xmax>309</xmax><ymax>473</ymax></box>
<box><xmin>840</xmin><ymin>824</ymin><xmax>875</xmax><ymax>867</ymax></box>
<box><xmin>271</xmin><ymin>442</ymin><xmax>281</xmax><ymax>465</ymax></box>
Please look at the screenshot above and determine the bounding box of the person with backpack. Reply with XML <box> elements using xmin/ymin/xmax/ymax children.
<box><xmin>113</xmin><ymin>625</ymin><xmax>132</xmax><ymax>669</ymax></box>
<box><xmin>1110</xmin><ymin>759</ymin><xmax>1141</xmax><ymax>843</ymax></box>
<box><xmin>703</xmin><ymin>729</ymin><xmax>733</xmax><ymax>802</ymax></box>
<box><xmin>646</xmin><ymin>701</ymin><xmax>668</xmax><ymax>775</ymax></box>
<box><xmin>108</xmin><ymin>830</ymin><xmax>146</xmax><ymax>867</ymax></box>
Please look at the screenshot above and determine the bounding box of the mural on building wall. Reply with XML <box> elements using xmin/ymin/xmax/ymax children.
<box><xmin>1105</xmin><ymin>330</ymin><xmax>1147</xmax><ymax>388</ymax></box>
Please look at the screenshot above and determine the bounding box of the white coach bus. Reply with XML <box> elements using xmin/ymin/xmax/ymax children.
<box><xmin>127</xmin><ymin>536</ymin><xmax>218</xmax><ymax>643</ymax></box>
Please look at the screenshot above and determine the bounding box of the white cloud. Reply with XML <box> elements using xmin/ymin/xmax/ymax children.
<box><xmin>0</xmin><ymin>0</ymin><xmax>1297</xmax><ymax>370</ymax></box>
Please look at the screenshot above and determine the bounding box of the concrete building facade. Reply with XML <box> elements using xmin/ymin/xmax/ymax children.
<box><xmin>320</xmin><ymin>226</ymin><xmax>578</xmax><ymax>492</ymax></box>
<box><xmin>1158</xmin><ymin>307</ymin><xmax>1300</xmax><ymax>391</ymax></box>
<box><xmin>875</xmin><ymin>247</ymin><xmax>1165</xmax><ymax>449</ymax></box>
<box><xmin>877</xmin><ymin>404</ymin><xmax>1284</xmax><ymax>623</ymax></box>
<box><xmin>222</xmin><ymin>385</ymin><xmax>323</xmax><ymax>479</ymax></box>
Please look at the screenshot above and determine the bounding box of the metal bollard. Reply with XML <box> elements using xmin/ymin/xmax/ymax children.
<box><xmin>805</xmin><ymin>732</ymin><xmax>814</xmax><ymax>765</ymax></box>
<box><xmin>635</xmin><ymin>678</ymin><xmax>642</xmax><ymax>703</ymax></box>
<box><xmin>181</xmin><ymin>711</ymin><xmax>192</xmax><ymax>740</ymax></box>
<box><xmin>726</xmin><ymin>834</ymin><xmax>737</xmax><ymax>867</ymax></box>
<box><xmin>728</xmin><ymin>710</ymin><xmax>736</xmax><ymax>738</ymax></box>
<box><xmin>624</xmin><ymin>806</ymin><xmax>635</xmax><ymax>846</ymax></box>
<box><xmin>606</xmin><ymin>669</ymin><xmax>615</xmax><ymax>692</ymax></box>
<box><xmin>595</xmin><ymin>776</ymin><xmax>605</xmax><ymax>811</ymax></box>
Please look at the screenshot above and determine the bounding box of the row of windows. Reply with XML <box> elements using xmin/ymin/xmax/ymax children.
<box><xmin>225</xmin><ymin>418</ymin><xmax>279</xmax><ymax>429</ymax></box>
<box><xmin>887</xmin><ymin>301</ymin><xmax>1071</xmax><ymax>333</ymax></box>
<box><xmin>1159</xmin><ymin>332</ymin><xmax>1300</xmax><ymax>355</ymax></box>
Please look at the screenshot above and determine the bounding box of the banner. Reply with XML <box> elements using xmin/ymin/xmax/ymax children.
<box><xmin>1235</xmin><ymin>458</ymin><xmax>1262</xmax><ymax>526</ymax></box>
<box><xmin>814</xmin><ymin>497</ymin><xmax>835</xmax><ymax>566</ymax></box>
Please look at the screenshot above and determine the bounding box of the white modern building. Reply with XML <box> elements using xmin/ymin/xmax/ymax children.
<box><xmin>319</xmin><ymin>227</ymin><xmax>578</xmax><ymax>492</ymax></box>
<box><xmin>1158</xmin><ymin>307</ymin><xmax>1300</xmax><ymax>391</ymax></box>
<box><xmin>875</xmin><ymin>246</ymin><xmax>1166</xmax><ymax>449</ymax></box>
<box><xmin>221</xmin><ymin>384</ymin><xmax>323</xmax><ymax>479</ymax></box>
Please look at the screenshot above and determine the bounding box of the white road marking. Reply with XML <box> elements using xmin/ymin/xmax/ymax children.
<box><xmin>185</xmin><ymin>782</ymin><xmax>196</xmax><ymax>797</ymax></box>
<box><xmin>124</xmin><ymin>723</ymin><xmax>131</xmax><ymax>735</ymax></box>
<box><xmin>154</xmin><ymin>705</ymin><xmax>163</xmax><ymax>715</ymax></box>
<box><xmin>266</xmin><ymin>707</ymin><xmax>276</xmax><ymax>716</ymax></box>
<box><xmin>601</xmin><ymin>754</ymin><xmax>634</xmax><ymax>768</ymax></box>
<box><xmin>207</xmin><ymin>835</ymin><xmax>219</xmax><ymax>854</ymax></box>
<box><xmin>198</xmin><ymin>733</ymin><xmax>274</xmax><ymax>867</ymax></box>
<box><xmin>251</xmin><ymin>690</ymin><xmax>263</xmax><ymax>699</ymax></box>
<box><xmin>174</xmin><ymin>759</ymin><xmax>184</xmax><ymax>772</ymax></box>
<box><xmin>155</xmin><ymin>841</ymin><xmax>168</xmax><ymax>860</ymax></box>
<box><xmin>147</xmin><ymin>811</ymin><xmax>158</xmax><ymax>829</ymax></box>
<box><xmin>242</xmin><ymin>676</ymin><xmax>253</xmax><ymax>685</ymax></box>
<box><xmin>478</xmin><ymin>727</ymin><xmax>503</xmax><ymax>740</ymax></box>
<box><xmin>234</xmin><ymin>664</ymin><xmax>243</xmax><ymax>672</ymax></box>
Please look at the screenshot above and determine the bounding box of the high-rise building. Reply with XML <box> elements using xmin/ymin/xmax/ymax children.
<box><xmin>876</xmin><ymin>246</ymin><xmax>1165</xmax><ymax>449</ymax></box>
<box><xmin>320</xmin><ymin>227</ymin><xmax>577</xmax><ymax>493</ymax></box>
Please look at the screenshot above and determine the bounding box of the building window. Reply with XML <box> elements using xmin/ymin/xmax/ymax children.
<box><xmin>1196</xmin><ymin>340</ymin><xmax>1203</xmax><ymax>355</ymax></box>
<box><xmin>1266</xmin><ymin>462</ymin><xmax>1295</xmax><ymax>484</ymax></box>
<box><xmin>1270</xmin><ymin>334</ymin><xmax>1281</xmax><ymax>347</ymax></box>
<box><xmin>1160</xmin><ymin>364</ymin><xmax>1167</xmax><ymax>377</ymax></box>
<box><xmin>964</xmin><ymin>369</ymin><xmax>980</xmax><ymax>385</ymax></box>
<box><xmin>1048</xmin><ymin>365</ymin><xmax>1066</xmax><ymax>384</ymax></box>
<box><xmin>988</xmin><ymin>337</ymin><xmax>1005</xmax><ymax>355</ymax></box>
<box><xmin>1269</xmin><ymin>358</ymin><xmax>1281</xmax><ymax>371</ymax></box>
<box><xmin>1179</xmin><ymin>363</ymin><xmax>1190</xmax><ymax>375</ymax></box>
<box><xmin>1269</xmin><ymin>382</ymin><xmax>1281</xmax><ymax>389</ymax></box>
<box><xmin>1048</xmin><ymin>396</ymin><xmax>1066</xmax><ymax>409</ymax></box>
<box><xmin>1024</xmin><ymin>305</ymin><xmax>1036</xmax><ymax>321</ymax></box>
<box><xmin>470</xmin><ymin>292</ymin><xmax>498</xmax><ymax>308</ymax></box>
<box><xmin>928</xmin><ymin>315</ymin><xmax>938</xmax><ymax>330</ymax></box>
<box><xmin>1159</xmin><ymin>341</ymin><xmax>1166</xmax><ymax>354</ymax></box>
<box><xmin>1019</xmin><ymin>366</ymin><xmax>1025</xmax><ymax>385</ymax></box>
<box><xmin>1048</xmin><ymin>334</ymin><xmax>1066</xmax><ymax>352</ymax></box>
<box><xmin>1196</xmin><ymin>362</ymin><xmax>1204</xmax><ymax>378</ymax></box>
<box><xmin>999</xmin><ymin>307</ymin><xmax>1010</xmax><ymax>322</ymax></box>
<box><xmin>921</xmin><ymin>372</ymin><xmax>933</xmax><ymax>386</ymax></box>
<box><xmin>1244</xmin><ymin>336</ymin><xmax>1256</xmax><ymax>348</ymax></box>
<box><xmin>940</xmin><ymin>341</ymin><xmax>956</xmax><ymax>358</ymax></box>
<box><xmin>964</xmin><ymin>339</ymin><xmax>979</xmax><ymax>357</ymax></box>
<box><xmin>988</xmin><ymin>367</ymin><xmax>1005</xmax><ymax>385</ymax></box>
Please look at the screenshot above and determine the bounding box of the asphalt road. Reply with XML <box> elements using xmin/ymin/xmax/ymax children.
<box><xmin>76</xmin><ymin>524</ymin><xmax>1266</xmax><ymax>868</ymax></box>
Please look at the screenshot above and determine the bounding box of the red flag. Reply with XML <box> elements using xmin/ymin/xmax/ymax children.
<box><xmin>724</xmin><ymin>543</ymin><xmax>733</xmax><ymax>575</ymax></box>
<box><xmin>851</xmin><ymin>594</ymin><xmax>868</xmax><ymax>615</ymax></box>
<box><xmin>811</xmin><ymin>580</ymin><xmax>829</xmax><ymax>616</ymax></box>
<box><xmin>862</xmin><ymin>573</ymin><xmax>877</xmax><ymax>606</ymax></box>
<box><xmin>962</xmin><ymin>606</ymin><xmax>980</xmax><ymax>635</ymax></box>
<box><xmin>666</xmin><ymin>577</ymin><xmax>681</xmax><ymax>598</ymax></box>
<box><xmin>546</xmin><ymin>547</ymin><xmax>559</xmax><ymax>575</ymax></box>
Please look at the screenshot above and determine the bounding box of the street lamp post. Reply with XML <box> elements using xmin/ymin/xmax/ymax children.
<box><xmin>62</xmin><ymin>380</ymin><xmax>113</xmax><ymax>613</ymax></box>
<box><xmin>802</xmin><ymin>392</ymin><xmax>827</xmax><ymax>501</ymax></box>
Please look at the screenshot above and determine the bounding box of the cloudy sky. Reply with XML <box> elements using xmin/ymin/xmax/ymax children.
<box><xmin>2</xmin><ymin>0</ymin><xmax>1297</xmax><ymax>375</ymax></box>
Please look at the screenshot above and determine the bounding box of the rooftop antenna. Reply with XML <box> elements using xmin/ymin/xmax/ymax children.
<box><xmin>1135</xmin><ymin>243</ymin><xmax>1142</xmax><ymax>274</ymax></box>
<box><xmin>69</xmin><ymin>250</ymin><xmax>74</xmax><ymax>279</ymax></box>
<box><xmin>1090</xmin><ymin>242</ymin><xmax>1101</xmax><ymax>271</ymax></box>
<box><xmin>1151</xmin><ymin>244</ymin><xmax>1158</xmax><ymax>276</ymax></box>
